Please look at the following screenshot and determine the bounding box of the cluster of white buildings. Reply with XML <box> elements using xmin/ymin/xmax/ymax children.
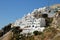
<box><xmin>12</xmin><ymin>13</ymin><xmax>46</xmax><ymax>34</ymax></box>
<box><xmin>11</xmin><ymin>6</ymin><xmax>60</xmax><ymax>35</ymax></box>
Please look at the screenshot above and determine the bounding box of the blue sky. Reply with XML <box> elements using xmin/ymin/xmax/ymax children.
<box><xmin>0</xmin><ymin>0</ymin><xmax>60</xmax><ymax>29</ymax></box>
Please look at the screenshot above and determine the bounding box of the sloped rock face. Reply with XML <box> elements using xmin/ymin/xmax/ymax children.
<box><xmin>52</xmin><ymin>11</ymin><xmax>60</xmax><ymax>28</ymax></box>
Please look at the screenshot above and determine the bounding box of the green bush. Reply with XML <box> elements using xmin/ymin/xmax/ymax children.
<box><xmin>33</xmin><ymin>31</ymin><xmax>43</xmax><ymax>35</ymax></box>
<box><xmin>33</xmin><ymin>31</ymin><xmax>39</xmax><ymax>35</ymax></box>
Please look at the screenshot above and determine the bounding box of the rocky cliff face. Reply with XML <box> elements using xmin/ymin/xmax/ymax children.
<box><xmin>52</xmin><ymin>11</ymin><xmax>60</xmax><ymax>29</ymax></box>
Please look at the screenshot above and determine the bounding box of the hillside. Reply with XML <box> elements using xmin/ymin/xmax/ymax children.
<box><xmin>0</xmin><ymin>4</ymin><xmax>60</xmax><ymax>40</ymax></box>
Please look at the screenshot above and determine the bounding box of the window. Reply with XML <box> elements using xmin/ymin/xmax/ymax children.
<box><xmin>32</xmin><ymin>25</ymin><xmax>34</xmax><ymax>27</ymax></box>
<box><xmin>35</xmin><ymin>26</ymin><xmax>37</xmax><ymax>28</ymax></box>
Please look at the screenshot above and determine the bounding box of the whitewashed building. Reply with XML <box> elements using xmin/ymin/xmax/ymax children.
<box><xmin>11</xmin><ymin>12</ymin><xmax>46</xmax><ymax>35</ymax></box>
<box><xmin>11</xmin><ymin>7</ymin><xmax>54</xmax><ymax>35</ymax></box>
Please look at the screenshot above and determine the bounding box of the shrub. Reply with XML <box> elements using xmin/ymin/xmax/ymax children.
<box><xmin>45</xmin><ymin>17</ymin><xmax>53</xmax><ymax>27</ymax></box>
<box><xmin>33</xmin><ymin>31</ymin><xmax>43</xmax><ymax>35</ymax></box>
<box><xmin>33</xmin><ymin>31</ymin><xmax>39</xmax><ymax>35</ymax></box>
<box><xmin>42</xmin><ymin>14</ymin><xmax>48</xmax><ymax>18</ymax></box>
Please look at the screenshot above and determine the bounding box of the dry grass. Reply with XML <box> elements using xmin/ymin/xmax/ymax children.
<box><xmin>0</xmin><ymin>31</ymin><xmax>13</xmax><ymax>40</ymax></box>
